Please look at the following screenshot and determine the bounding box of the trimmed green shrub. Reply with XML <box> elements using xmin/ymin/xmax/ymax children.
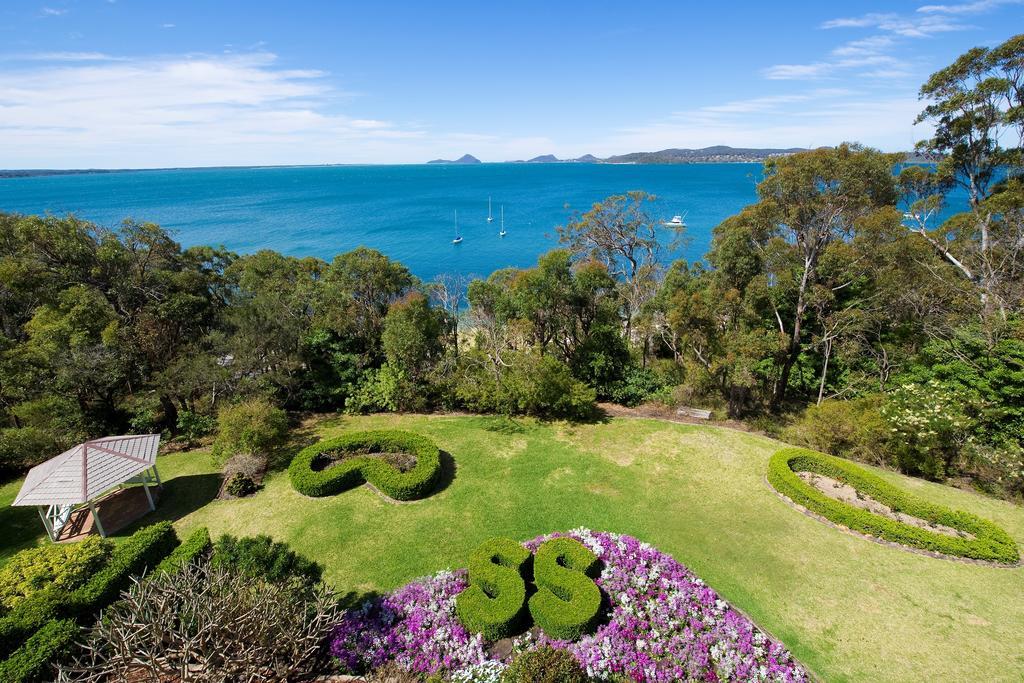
<box><xmin>0</xmin><ymin>522</ymin><xmax>178</xmax><ymax>659</ymax></box>
<box><xmin>154</xmin><ymin>526</ymin><xmax>212</xmax><ymax>575</ymax></box>
<box><xmin>455</xmin><ymin>537</ymin><xmax>532</xmax><ymax>641</ymax></box>
<box><xmin>211</xmin><ymin>533</ymin><xmax>323</xmax><ymax>587</ymax></box>
<box><xmin>768</xmin><ymin>448</ymin><xmax>1020</xmax><ymax>564</ymax></box>
<box><xmin>288</xmin><ymin>430</ymin><xmax>442</xmax><ymax>501</ymax></box>
<box><xmin>211</xmin><ymin>398</ymin><xmax>289</xmax><ymax>462</ymax></box>
<box><xmin>528</xmin><ymin>537</ymin><xmax>602</xmax><ymax>641</ymax></box>
<box><xmin>502</xmin><ymin>645</ymin><xmax>590</xmax><ymax>683</ymax></box>
<box><xmin>0</xmin><ymin>618</ymin><xmax>78</xmax><ymax>683</ymax></box>
<box><xmin>0</xmin><ymin>536</ymin><xmax>111</xmax><ymax>612</ymax></box>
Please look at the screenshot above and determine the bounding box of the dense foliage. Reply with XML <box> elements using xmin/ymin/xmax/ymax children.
<box><xmin>768</xmin><ymin>448</ymin><xmax>1019</xmax><ymax>564</ymax></box>
<box><xmin>0</xmin><ymin>537</ymin><xmax>110</xmax><ymax>613</ymax></box>
<box><xmin>1</xmin><ymin>35</ymin><xmax>1021</xmax><ymax>499</ymax></box>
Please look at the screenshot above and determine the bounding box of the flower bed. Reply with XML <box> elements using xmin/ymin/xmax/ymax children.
<box><xmin>768</xmin><ymin>447</ymin><xmax>1019</xmax><ymax>565</ymax></box>
<box><xmin>288</xmin><ymin>430</ymin><xmax>442</xmax><ymax>501</ymax></box>
<box><xmin>329</xmin><ymin>529</ymin><xmax>808</xmax><ymax>682</ymax></box>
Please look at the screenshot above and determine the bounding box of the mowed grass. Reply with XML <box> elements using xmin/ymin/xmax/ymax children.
<box><xmin>4</xmin><ymin>414</ymin><xmax>1024</xmax><ymax>681</ymax></box>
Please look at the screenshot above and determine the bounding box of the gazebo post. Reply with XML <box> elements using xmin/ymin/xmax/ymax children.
<box><xmin>141</xmin><ymin>473</ymin><xmax>156</xmax><ymax>511</ymax></box>
<box><xmin>37</xmin><ymin>506</ymin><xmax>56</xmax><ymax>542</ymax></box>
<box><xmin>88</xmin><ymin>500</ymin><xmax>107</xmax><ymax>538</ymax></box>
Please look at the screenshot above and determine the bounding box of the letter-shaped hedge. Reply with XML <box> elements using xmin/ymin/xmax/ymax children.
<box><xmin>288</xmin><ymin>430</ymin><xmax>442</xmax><ymax>501</ymax></box>
<box><xmin>768</xmin><ymin>447</ymin><xmax>1019</xmax><ymax>565</ymax></box>
<box><xmin>454</xmin><ymin>537</ymin><xmax>531</xmax><ymax>641</ymax></box>
<box><xmin>528</xmin><ymin>537</ymin><xmax>602</xmax><ymax>641</ymax></box>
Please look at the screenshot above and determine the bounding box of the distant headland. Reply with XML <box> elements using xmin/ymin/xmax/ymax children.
<box><xmin>0</xmin><ymin>147</ymin><xmax>938</xmax><ymax>179</ymax></box>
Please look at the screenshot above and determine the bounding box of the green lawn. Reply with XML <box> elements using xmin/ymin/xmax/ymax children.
<box><xmin>4</xmin><ymin>414</ymin><xmax>1023</xmax><ymax>681</ymax></box>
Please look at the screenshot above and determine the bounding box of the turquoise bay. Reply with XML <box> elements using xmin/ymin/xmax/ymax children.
<box><xmin>0</xmin><ymin>163</ymin><xmax>963</xmax><ymax>280</ymax></box>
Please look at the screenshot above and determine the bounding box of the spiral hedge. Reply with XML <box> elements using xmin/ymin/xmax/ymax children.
<box><xmin>768</xmin><ymin>447</ymin><xmax>1019</xmax><ymax>565</ymax></box>
<box><xmin>288</xmin><ymin>430</ymin><xmax>443</xmax><ymax>501</ymax></box>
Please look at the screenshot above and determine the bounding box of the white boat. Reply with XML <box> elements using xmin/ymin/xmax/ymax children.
<box><xmin>487</xmin><ymin>196</ymin><xmax>494</xmax><ymax>223</ymax></box>
<box><xmin>452</xmin><ymin>210</ymin><xmax>463</xmax><ymax>244</ymax></box>
<box><xmin>499</xmin><ymin>205</ymin><xmax>507</xmax><ymax>237</ymax></box>
<box><xmin>664</xmin><ymin>214</ymin><xmax>687</xmax><ymax>228</ymax></box>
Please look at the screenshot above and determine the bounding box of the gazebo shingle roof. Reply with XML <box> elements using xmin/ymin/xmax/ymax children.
<box><xmin>13</xmin><ymin>434</ymin><xmax>161</xmax><ymax>506</ymax></box>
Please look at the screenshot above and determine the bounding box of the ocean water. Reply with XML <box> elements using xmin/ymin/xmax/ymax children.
<box><xmin>0</xmin><ymin>163</ymin><xmax>963</xmax><ymax>281</ymax></box>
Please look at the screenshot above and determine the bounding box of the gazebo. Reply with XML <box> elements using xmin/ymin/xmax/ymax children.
<box><xmin>12</xmin><ymin>434</ymin><xmax>162</xmax><ymax>541</ymax></box>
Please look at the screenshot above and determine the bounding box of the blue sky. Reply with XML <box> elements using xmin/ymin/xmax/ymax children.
<box><xmin>0</xmin><ymin>0</ymin><xmax>1022</xmax><ymax>167</ymax></box>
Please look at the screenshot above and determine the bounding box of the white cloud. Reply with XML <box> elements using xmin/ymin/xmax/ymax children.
<box><xmin>917</xmin><ymin>0</ymin><xmax>1022</xmax><ymax>14</ymax></box>
<box><xmin>162</xmin><ymin>23</ymin><xmax>176</xmax><ymax>29</ymax></box>
<box><xmin>0</xmin><ymin>51</ymin><xmax>566</xmax><ymax>166</ymax></box>
<box><xmin>603</xmin><ymin>96</ymin><xmax>927</xmax><ymax>154</ymax></box>
<box><xmin>821</xmin><ymin>12</ymin><xmax>969</xmax><ymax>37</ymax></box>
<box><xmin>40</xmin><ymin>7</ymin><xmax>67</xmax><ymax>17</ymax></box>
<box><xmin>3</xmin><ymin>52</ymin><xmax>125</xmax><ymax>62</ymax></box>
<box><xmin>763</xmin><ymin>63</ymin><xmax>833</xmax><ymax>80</ymax></box>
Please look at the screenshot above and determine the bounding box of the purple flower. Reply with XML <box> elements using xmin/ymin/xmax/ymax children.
<box><xmin>329</xmin><ymin>530</ymin><xmax>808</xmax><ymax>682</ymax></box>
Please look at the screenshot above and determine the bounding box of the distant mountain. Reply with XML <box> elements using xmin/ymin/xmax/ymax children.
<box><xmin>573</xmin><ymin>154</ymin><xmax>600</xmax><ymax>163</ymax></box>
<box><xmin>426</xmin><ymin>154</ymin><xmax>482</xmax><ymax>165</ymax></box>
<box><xmin>603</xmin><ymin>146</ymin><xmax>807</xmax><ymax>164</ymax></box>
<box><xmin>526</xmin><ymin>154</ymin><xmax>560</xmax><ymax>163</ymax></box>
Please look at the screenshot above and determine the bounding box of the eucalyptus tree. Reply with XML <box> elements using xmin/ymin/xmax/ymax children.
<box><xmin>909</xmin><ymin>33</ymin><xmax>1024</xmax><ymax>329</ymax></box>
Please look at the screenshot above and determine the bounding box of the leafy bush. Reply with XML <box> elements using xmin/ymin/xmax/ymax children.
<box><xmin>528</xmin><ymin>537</ymin><xmax>602</xmax><ymax>641</ymax></box>
<box><xmin>606</xmin><ymin>365</ymin><xmax>668</xmax><ymax>407</ymax></box>
<box><xmin>0</xmin><ymin>522</ymin><xmax>178</xmax><ymax>659</ymax></box>
<box><xmin>346</xmin><ymin>364</ymin><xmax>410</xmax><ymax>414</ymax></box>
<box><xmin>0</xmin><ymin>618</ymin><xmax>78</xmax><ymax>683</ymax></box>
<box><xmin>881</xmin><ymin>380</ymin><xmax>973</xmax><ymax>480</ymax></box>
<box><xmin>288</xmin><ymin>430</ymin><xmax>442</xmax><ymax>501</ymax></box>
<box><xmin>176</xmin><ymin>410</ymin><xmax>217</xmax><ymax>442</ymax></box>
<box><xmin>767</xmin><ymin>448</ymin><xmax>1019</xmax><ymax>564</ymax></box>
<box><xmin>455</xmin><ymin>537</ymin><xmax>531</xmax><ymax>641</ymax></box>
<box><xmin>783</xmin><ymin>396</ymin><xmax>893</xmax><ymax>466</ymax></box>
<box><xmin>224</xmin><ymin>472</ymin><xmax>258</xmax><ymax>497</ymax></box>
<box><xmin>211</xmin><ymin>398</ymin><xmax>288</xmax><ymax>462</ymax></box>
<box><xmin>456</xmin><ymin>351</ymin><xmax>597</xmax><ymax>420</ymax></box>
<box><xmin>59</xmin><ymin>560</ymin><xmax>341</xmax><ymax>682</ymax></box>
<box><xmin>0</xmin><ymin>427</ymin><xmax>60</xmax><ymax>474</ymax></box>
<box><xmin>502</xmin><ymin>645</ymin><xmax>589</xmax><ymax>683</ymax></box>
<box><xmin>211</xmin><ymin>533</ymin><xmax>323</xmax><ymax>588</ymax></box>
<box><xmin>154</xmin><ymin>526</ymin><xmax>212</xmax><ymax>575</ymax></box>
<box><xmin>0</xmin><ymin>537</ymin><xmax>111</xmax><ymax>613</ymax></box>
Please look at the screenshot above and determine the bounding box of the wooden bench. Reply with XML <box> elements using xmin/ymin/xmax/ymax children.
<box><xmin>677</xmin><ymin>407</ymin><xmax>712</xmax><ymax>420</ymax></box>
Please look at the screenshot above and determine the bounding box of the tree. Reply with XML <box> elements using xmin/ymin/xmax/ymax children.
<box><xmin>381</xmin><ymin>292</ymin><xmax>447</xmax><ymax>384</ymax></box>
<box><xmin>911</xmin><ymin>33</ymin><xmax>1024</xmax><ymax>328</ymax></box>
<box><xmin>556</xmin><ymin>191</ymin><xmax>682</xmax><ymax>340</ymax></box>
<box><xmin>752</xmin><ymin>144</ymin><xmax>899</xmax><ymax>408</ymax></box>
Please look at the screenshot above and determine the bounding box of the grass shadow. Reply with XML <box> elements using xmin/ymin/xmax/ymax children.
<box><xmin>430</xmin><ymin>450</ymin><xmax>457</xmax><ymax>497</ymax></box>
<box><xmin>113</xmin><ymin>473</ymin><xmax>222</xmax><ymax>538</ymax></box>
<box><xmin>0</xmin><ymin>503</ymin><xmax>45</xmax><ymax>562</ymax></box>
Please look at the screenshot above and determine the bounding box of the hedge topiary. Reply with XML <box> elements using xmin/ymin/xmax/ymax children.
<box><xmin>0</xmin><ymin>536</ymin><xmax>111</xmax><ymax>612</ymax></box>
<box><xmin>454</xmin><ymin>537</ymin><xmax>532</xmax><ymax>641</ymax></box>
<box><xmin>154</xmin><ymin>526</ymin><xmax>212</xmax><ymax>575</ymax></box>
<box><xmin>768</xmin><ymin>447</ymin><xmax>1019</xmax><ymax>564</ymax></box>
<box><xmin>0</xmin><ymin>618</ymin><xmax>78</xmax><ymax>683</ymax></box>
<box><xmin>528</xmin><ymin>537</ymin><xmax>602</xmax><ymax>641</ymax></box>
<box><xmin>0</xmin><ymin>521</ymin><xmax>179</xmax><ymax>660</ymax></box>
<box><xmin>288</xmin><ymin>430</ymin><xmax>442</xmax><ymax>501</ymax></box>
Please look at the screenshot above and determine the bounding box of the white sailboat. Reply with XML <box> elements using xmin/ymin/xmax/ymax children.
<box><xmin>664</xmin><ymin>214</ymin><xmax>687</xmax><ymax>228</ymax></box>
<box><xmin>499</xmin><ymin>205</ymin><xmax>507</xmax><ymax>237</ymax></box>
<box><xmin>487</xmin><ymin>196</ymin><xmax>494</xmax><ymax>223</ymax></box>
<box><xmin>452</xmin><ymin>210</ymin><xmax>463</xmax><ymax>244</ymax></box>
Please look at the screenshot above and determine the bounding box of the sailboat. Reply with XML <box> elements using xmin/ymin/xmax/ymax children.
<box><xmin>452</xmin><ymin>210</ymin><xmax>463</xmax><ymax>244</ymax></box>
<box><xmin>487</xmin><ymin>196</ymin><xmax>494</xmax><ymax>223</ymax></box>
<box><xmin>499</xmin><ymin>205</ymin><xmax>507</xmax><ymax>237</ymax></box>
